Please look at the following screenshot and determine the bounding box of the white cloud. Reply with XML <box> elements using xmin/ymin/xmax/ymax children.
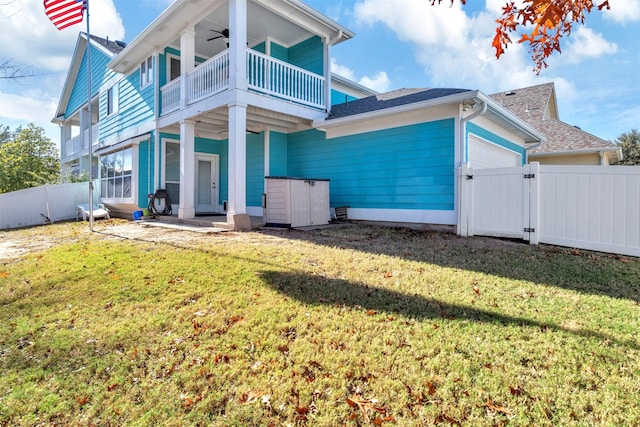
<box><xmin>562</xmin><ymin>27</ymin><xmax>618</xmax><ymax>64</ymax></box>
<box><xmin>359</xmin><ymin>71</ymin><xmax>391</xmax><ymax>92</ymax></box>
<box><xmin>330</xmin><ymin>57</ymin><xmax>356</xmax><ymax>80</ymax></box>
<box><xmin>352</xmin><ymin>0</ymin><xmax>548</xmax><ymax>93</ymax></box>
<box><xmin>331</xmin><ymin>58</ymin><xmax>391</xmax><ymax>92</ymax></box>
<box><xmin>602</xmin><ymin>0</ymin><xmax>640</xmax><ymax>23</ymax></box>
<box><xmin>0</xmin><ymin>0</ymin><xmax>125</xmax><ymax>73</ymax></box>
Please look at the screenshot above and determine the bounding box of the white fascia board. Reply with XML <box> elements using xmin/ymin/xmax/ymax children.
<box><xmin>314</xmin><ymin>91</ymin><xmax>479</xmax><ymax>130</ymax></box>
<box><xmin>108</xmin><ymin>0</ymin><xmax>219</xmax><ymax>74</ymax></box>
<box><xmin>264</xmin><ymin>0</ymin><xmax>354</xmax><ymax>44</ymax></box>
<box><xmin>531</xmin><ymin>147</ymin><xmax>621</xmax><ymax>157</ymax></box>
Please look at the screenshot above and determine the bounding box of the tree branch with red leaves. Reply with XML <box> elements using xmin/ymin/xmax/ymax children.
<box><xmin>433</xmin><ymin>0</ymin><xmax>611</xmax><ymax>73</ymax></box>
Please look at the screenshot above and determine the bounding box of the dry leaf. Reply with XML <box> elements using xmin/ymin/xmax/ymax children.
<box><xmin>0</xmin><ymin>271</ymin><xmax>9</xmax><ymax>278</ymax></box>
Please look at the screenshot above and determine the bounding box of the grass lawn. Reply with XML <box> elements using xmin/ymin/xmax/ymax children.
<box><xmin>1</xmin><ymin>220</ymin><xmax>639</xmax><ymax>426</ymax></box>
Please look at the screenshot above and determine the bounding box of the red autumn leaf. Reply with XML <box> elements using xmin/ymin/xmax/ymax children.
<box><xmin>0</xmin><ymin>271</ymin><xmax>9</xmax><ymax>278</ymax></box>
<box><xmin>76</xmin><ymin>395</ymin><xmax>89</xmax><ymax>405</ymax></box>
<box><xmin>107</xmin><ymin>383</ymin><xmax>118</xmax><ymax>391</ymax></box>
<box><xmin>367</xmin><ymin>309</ymin><xmax>377</xmax><ymax>316</ymax></box>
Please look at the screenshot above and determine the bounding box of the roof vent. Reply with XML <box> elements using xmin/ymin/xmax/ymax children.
<box><xmin>505</xmin><ymin>91</ymin><xmax>516</xmax><ymax>96</ymax></box>
<box><xmin>115</xmin><ymin>40</ymin><xmax>127</xmax><ymax>48</ymax></box>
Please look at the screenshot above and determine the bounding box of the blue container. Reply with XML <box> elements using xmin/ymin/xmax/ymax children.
<box><xmin>133</xmin><ymin>210</ymin><xmax>143</xmax><ymax>221</ymax></box>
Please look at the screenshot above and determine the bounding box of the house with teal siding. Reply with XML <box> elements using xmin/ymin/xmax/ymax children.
<box><xmin>53</xmin><ymin>0</ymin><xmax>541</xmax><ymax>232</ymax></box>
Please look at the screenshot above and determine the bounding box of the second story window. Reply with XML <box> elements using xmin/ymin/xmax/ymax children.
<box><xmin>107</xmin><ymin>85</ymin><xmax>118</xmax><ymax>116</ymax></box>
<box><xmin>140</xmin><ymin>56</ymin><xmax>153</xmax><ymax>88</ymax></box>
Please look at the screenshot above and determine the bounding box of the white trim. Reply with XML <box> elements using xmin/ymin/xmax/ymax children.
<box><xmin>195</xmin><ymin>153</ymin><xmax>221</xmax><ymax>213</ymax></box>
<box><xmin>345</xmin><ymin>208</ymin><xmax>456</xmax><ymax>225</ymax></box>
<box><xmin>95</xmin><ymin>133</ymin><xmax>150</xmax><ymax>155</ymax></box>
<box><xmin>99</xmin><ymin>144</ymin><xmax>138</xmax><ymax>205</ymax></box>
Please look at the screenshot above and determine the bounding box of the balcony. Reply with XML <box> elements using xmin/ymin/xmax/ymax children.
<box><xmin>160</xmin><ymin>48</ymin><xmax>326</xmax><ymax>116</ymax></box>
<box><xmin>62</xmin><ymin>123</ymin><xmax>99</xmax><ymax>162</ymax></box>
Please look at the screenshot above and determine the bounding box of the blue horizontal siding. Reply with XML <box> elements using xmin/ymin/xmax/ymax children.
<box><xmin>67</xmin><ymin>43</ymin><xmax>115</xmax><ymax>117</ymax></box>
<box><xmin>137</xmin><ymin>136</ymin><xmax>154</xmax><ymax>208</ymax></box>
<box><xmin>287</xmin><ymin>119</ymin><xmax>456</xmax><ymax>210</ymax></box>
<box><xmin>288</xmin><ymin>36</ymin><xmax>323</xmax><ymax>75</ymax></box>
<box><xmin>466</xmin><ymin>122</ymin><xmax>526</xmax><ymax>164</ymax></box>
<box><xmin>331</xmin><ymin>89</ymin><xmax>358</xmax><ymax>107</ymax></box>
<box><xmin>269</xmin><ymin>131</ymin><xmax>288</xmax><ymax>176</ymax></box>
<box><xmin>99</xmin><ymin>68</ymin><xmax>155</xmax><ymax>141</ymax></box>
<box><xmin>246</xmin><ymin>133</ymin><xmax>265</xmax><ymax>207</ymax></box>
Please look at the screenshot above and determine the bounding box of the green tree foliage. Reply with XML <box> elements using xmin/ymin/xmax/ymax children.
<box><xmin>0</xmin><ymin>123</ymin><xmax>60</xmax><ymax>193</ymax></box>
<box><xmin>614</xmin><ymin>129</ymin><xmax>640</xmax><ymax>165</ymax></box>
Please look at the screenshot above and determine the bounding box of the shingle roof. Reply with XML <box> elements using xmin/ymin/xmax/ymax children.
<box><xmin>328</xmin><ymin>87</ymin><xmax>472</xmax><ymax>120</ymax></box>
<box><xmin>89</xmin><ymin>34</ymin><xmax>127</xmax><ymax>55</ymax></box>
<box><xmin>490</xmin><ymin>83</ymin><xmax>557</xmax><ymax>121</ymax></box>
<box><xmin>489</xmin><ymin>83</ymin><xmax>619</xmax><ymax>157</ymax></box>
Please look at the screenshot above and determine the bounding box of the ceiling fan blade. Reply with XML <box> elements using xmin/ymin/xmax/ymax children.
<box><xmin>207</xmin><ymin>35</ymin><xmax>222</xmax><ymax>41</ymax></box>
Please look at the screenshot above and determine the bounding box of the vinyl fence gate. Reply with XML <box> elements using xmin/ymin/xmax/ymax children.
<box><xmin>459</xmin><ymin>162</ymin><xmax>640</xmax><ymax>258</ymax></box>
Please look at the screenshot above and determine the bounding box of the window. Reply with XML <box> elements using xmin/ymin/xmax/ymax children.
<box><xmin>169</xmin><ymin>57</ymin><xmax>180</xmax><ymax>81</ymax></box>
<box><xmin>140</xmin><ymin>56</ymin><xmax>153</xmax><ymax>88</ymax></box>
<box><xmin>106</xmin><ymin>85</ymin><xmax>118</xmax><ymax>116</ymax></box>
<box><xmin>99</xmin><ymin>146</ymin><xmax>133</xmax><ymax>201</ymax></box>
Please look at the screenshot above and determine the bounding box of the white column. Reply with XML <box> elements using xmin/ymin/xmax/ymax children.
<box><xmin>227</xmin><ymin>102</ymin><xmax>248</xmax><ymax>224</ymax></box>
<box><xmin>179</xmin><ymin>119</ymin><xmax>196</xmax><ymax>219</ymax></box>
<box><xmin>324</xmin><ymin>37</ymin><xmax>331</xmax><ymax>113</ymax></box>
<box><xmin>60</xmin><ymin>124</ymin><xmax>72</xmax><ymax>158</ymax></box>
<box><xmin>228</xmin><ymin>0</ymin><xmax>247</xmax><ymax>91</ymax></box>
<box><xmin>179</xmin><ymin>26</ymin><xmax>195</xmax><ymax>108</ymax></box>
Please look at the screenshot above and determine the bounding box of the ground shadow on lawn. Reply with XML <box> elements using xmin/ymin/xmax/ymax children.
<box><xmin>265</xmin><ymin>226</ymin><xmax>640</xmax><ymax>303</ymax></box>
<box><xmin>259</xmin><ymin>269</ymin><xmax>638</xmax><ymax>350</ymax></box>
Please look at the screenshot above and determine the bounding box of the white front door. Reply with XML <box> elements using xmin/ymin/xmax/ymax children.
<box><xmin>195</xmin><ymin>154</ymin><xmax>219</xmax><ymax>214</ymax></box>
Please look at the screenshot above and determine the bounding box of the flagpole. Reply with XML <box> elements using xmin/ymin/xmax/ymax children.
<box><xmin>85</xmin><ymin>0</ymin><xmax>94</xmax><ymax>232</ymax></box>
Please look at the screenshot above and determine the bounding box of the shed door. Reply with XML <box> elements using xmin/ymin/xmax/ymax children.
<box><xmin>469</xmin><ymin>135</ymin><xmax>521</xmax><ymax>169</ymax></box>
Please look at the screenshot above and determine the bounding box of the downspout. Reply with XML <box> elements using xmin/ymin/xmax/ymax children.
<box><xmin>457</xmin><ymin>99</ymin><xmax>486</xmax><ymax>236</ymax></box>
<box><xmin>325</xmin><ymin>30</ymin><xmax>343</xmax><ymax>115</ymax></box>
<box><xmin>460</xmin><ymin>99</ymin><xmax>487</xmax><ymax>164</ymax></box>
<box><xmin>524</xmin><ymin>138</ymin><xmax>543</xmax><ymax>163</ymax></box>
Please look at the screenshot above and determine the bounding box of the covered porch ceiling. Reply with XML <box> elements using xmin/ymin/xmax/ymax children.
<box><xmin>159</xmin><ymin>105</ymin><xmax>312</xmax><ymax>140</ymax></box>
<box><xmin>109</xmin><ymin>0</ymin><xmax>353</xmax><ymax>74</ymax></box>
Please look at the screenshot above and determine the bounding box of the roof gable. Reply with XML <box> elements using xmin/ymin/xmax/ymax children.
<box><xmin>53</xmin><ymin>34</ymin><xmax>122</xmax><ymax>123</ymax></box>
<box><xmin>490</xmin><ymin>83</ymin><xmax>558</xmax><ymax>121</ymax></box>
<box><xmin>490</xmin><ymin>82</ymin><xmax>619</xmax><ymax>160</ymax></box>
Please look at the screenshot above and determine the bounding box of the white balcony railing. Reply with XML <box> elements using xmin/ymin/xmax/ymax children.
<box><xmin>160</xmin><ymin>48</ymin><xmax>325</xmax><ymax>115</ymax></box>
<box><xmin>161</xmin><ymin>78</ymin><xmax>181</xmax><ymax>114</ymax></box>
<box><xmin>62</xmin><ymin>123</ymin><xmax>99</xmax><ymax>161</ymax></box>
<box><xmin>247</xmin><ymin>50</ymin><xmax>325</xmax><ymax>109</ymax></box>
<box><xmin>188</xmin><ymin>50</ymin><xmax>230</xmax><ymax>104</ymax></box>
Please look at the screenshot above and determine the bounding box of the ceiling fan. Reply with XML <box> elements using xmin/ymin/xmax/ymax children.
<box><xmin>207</xmin><ymin>28</ymin><xmax>229</xmax><ymax>42</ymax></box>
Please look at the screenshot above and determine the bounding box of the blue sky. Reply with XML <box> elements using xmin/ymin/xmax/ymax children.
<box><xmin>1</xmin><ymin>0</ymin><xmax>638</xmax><ymax>147</ymax></box>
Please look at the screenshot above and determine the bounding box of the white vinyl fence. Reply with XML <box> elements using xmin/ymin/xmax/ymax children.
<box><xmin>0</xmin><ymin>182</ymin><xmax>91</xmax><ymax>230</ymax></box>
<box><xmin>460</xmin><ymin>163</ymin><xmax>640</xmax><ymax>257</ymax></box>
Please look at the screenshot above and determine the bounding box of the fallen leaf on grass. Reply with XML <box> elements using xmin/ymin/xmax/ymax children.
<box><xmin>76</xmin><ymin>396</ymin><xmax>89</xmax><ymax>406</ymax></box>
<box><xmin>485</xmin><ymin>397</ymin><xmax>511</xmax><ymax>415</ymax></box>
<box><xmin>0</xmin><ymin>271</ymin><xmax>9</xmax><ymax>278</ymax></box>
<box><xmin>346</xmin><ymin>395</ymin><xmax>390</xmax><ymax>424</ymax></box>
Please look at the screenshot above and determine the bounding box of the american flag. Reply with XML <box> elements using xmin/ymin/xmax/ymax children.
<box><xmin>44</xmin><ymin>0</ymin><xmax>86</xmax><ymax>30</ymax></box>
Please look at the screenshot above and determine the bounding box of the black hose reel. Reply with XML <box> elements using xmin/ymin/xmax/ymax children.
<box><xmin>148</xmin><ymin>189</ymin><xmax>172</xmax><ymax>216</ymax></box>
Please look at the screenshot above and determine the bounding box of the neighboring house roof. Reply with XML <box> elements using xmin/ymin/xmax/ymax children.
<box><xmin>490</xmin><ymin>83</ymin><xmax>622</xmax><ymax>163</ymax></box>
<box><xmin>90</xmin><ymin>34</ymin><xmax>127</xmax><ymax>55</ymax></box>
<box><xmin>328</xmin><ymin>88</ymin><xmax>471</xmax><ymax>119</ymax></box>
